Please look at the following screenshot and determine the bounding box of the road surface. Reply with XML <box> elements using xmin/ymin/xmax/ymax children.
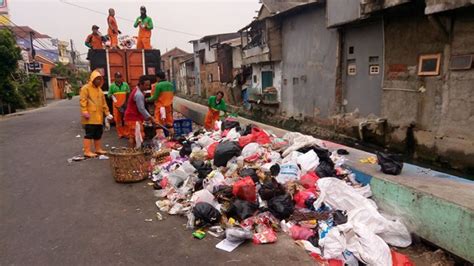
<box><xmin>0</xmin><ymin>98</ymin><xmax>313</xmax><ymax>265</ymax></box>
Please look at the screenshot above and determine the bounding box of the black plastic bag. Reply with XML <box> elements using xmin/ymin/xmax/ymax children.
<box><xmin>221</xmin><ymin>118</ymin><xmax>241</xmax><ymax>131</ymax></box>
<box><xmin>376</xmin><ymin>152</ymin><xmax>403</xmax><ymax>175</ymax></box>
<box><xmin>240</xmin><ymin>124</ymin><xmax>254</xmax><ymax>136</ymax></box>
<box><xmin>270</xmin><ymin>164</ymin><xmax>280</xmax><ymax>176</ymax></box>
<box><xmin>332</xmin><ymin>210</ymin><xmax>348</xmax><ymax>225</ymax></box>
<box><xmin>194</xmin><ymin>161</ymin><xmax>213</xmax><ymax>180</ymax></box>
<box><xmin>193</xmin><ymin>202</ymin><xmax>222</xmax><ymax>226</ymax></box>
<box><xmin>179</xmin><ymin>141</ymin><xmax>193</xmax><ymax>158</ymax></box>
<box><xmin>304</xmin><ymin>197</ymin><xmax>317</xmax><ymax>210</ymax></box>
<box><xmin>239</xmin><ymin>168</ymin><xmax>258</xmax><ymax>183</ymax></box>
<box><xmin>307</xmin><ymin>234</ymin><xmax>320</xmax><ymax>248</ymax></box>
<box><xmin>213</xmin><ymin>141</ymin><xmax>242</xmax><ymax>167</ymax></box>
<box><xmin>213</xmin><ymin>185</ymin><xmax>234</xmax><ymax>203</ymax></box>
<box><xmin>228</xmin><ymin>199</ymin><xmax>258</xmax><ymax>220</ymax></box>
<box><xmin>259</xmin><ymin>178</ymin><xmax>286</xmax><ymax>201</ymax></box>
<box><xmin>268</xmin><ymin>194</ymin><xmax>295</xmax><ymax>220</ymax></box>
<box><xmin>315</xmin><ymin>160</ymin><xmax>337</xmax><ymax>178</ymax></box>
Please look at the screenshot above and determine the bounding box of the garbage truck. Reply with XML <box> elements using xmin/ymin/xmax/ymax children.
<box><xmin>87</xmin><ymin>49</ymin><xmax>161</xmax><ymax>111</ymax></box>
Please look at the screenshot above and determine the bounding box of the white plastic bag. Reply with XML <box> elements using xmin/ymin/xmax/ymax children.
<box><xmin>203</xmin><ymin>171</ymin><xmax>225</xmax><ymax>192</ymax></box>
<box><xmin>241</xmin><ymin>143</ymin><xmax>262</xmax><ymax>158</ymax></box>
<box><xmin>167</xmin><ymin>168</ymin><xmax>188</xmax><ymax>187</ymax></box>
<box><xmin>135</xmin><ymin>121</ymin><xmax>143</xmax><ymax>148</ymax></box>
<box><xmin>282</xmin><ymin>151</ymin><xmax>302</xmax><ymax>164</ymax></box>
<box><xmin>276</xmin><ymin>162</ymin><xmax>301</xmax><ymax>184</ymax></box>
<box><xmin>180</xmin><ymin>161</ymin><xmax>197</xmax><ymax>175</ymax></box>
<box><xmin>198</xmin><ymin>135</ymin><xmax>214</xmax><ymax>148</ymax></box>
<box><xmin>314</xmin><ymin>178</ymin><xmax>411</xmax><ymax>248</ymax></box>
<box><xmin>191</xmin><ymin>189</ymin><xmax>219</xmax><ymax>209</ymax></box>
<box><xmin>319</xmin><ymin>227</ymin><xmax>346</xmax><ymax>259</ymax></box>
<box><xmin>225</xmin><ymin>128</ymin><xmax>241</xmax><ymax>140</ymax></box>
<box><xmin>297</xmin><ymin>150</ymin><xmax>319</xmax><ymax>174</ymax></box>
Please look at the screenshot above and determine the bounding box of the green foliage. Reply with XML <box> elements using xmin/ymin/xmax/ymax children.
<box><xmin>0</xmin><ymin>29</ymin><xmax>23</xmax><ymax>110</ymax></box>
<box><xmin>17</xmin><ymin>73</ymin><xmax>42</xmax><ymax>107</ymax></box>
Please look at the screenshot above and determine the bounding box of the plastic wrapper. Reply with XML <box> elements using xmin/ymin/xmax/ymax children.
<box><xmin>290</xmin><ymin>225</ymin><xmax>315</xmax><ymax>240</ymax></box>
<box><xmin>275</xmin><ymin>163</ymin><xmax>300</xmax><ymax>184</ymax></box>
<box><xmin>253</xmin><ymin>225</ymin><xmax>277</xmax><ymax>244</ymax></box>
<box><xmin>225</xmin><ymin>227</ymin><xmax>253</xmax><ymax>242</ymax></box>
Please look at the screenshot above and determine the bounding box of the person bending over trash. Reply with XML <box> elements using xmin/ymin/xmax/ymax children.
<box><xmin>79</xmin><ymin>70</ymin><xmax>113</xmax><ymax>157</ymax></box>
<box><xmin>204</xmin><ymin>91</ymin><xmax>227</xmax><ymax>130</ymax></box>
<box><xmin>107</xmin><ymin>72</ymin><xmax>130</xmax><ymax>138</ymax></box>
<box><xmin>124</xmin><ymin>75</ymin><xmax>155</xmax><ymax>148</ymax></box>
<box><xmin>147</xmin><ymin>71</ymin><xmax>174</xmax><ymax>137</ymax></box>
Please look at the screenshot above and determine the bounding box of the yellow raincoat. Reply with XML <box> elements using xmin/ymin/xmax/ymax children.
<box><xmin>80</xmin><ymin>70</ymin><xmax>110</xmax><ymax>125</ymax></box>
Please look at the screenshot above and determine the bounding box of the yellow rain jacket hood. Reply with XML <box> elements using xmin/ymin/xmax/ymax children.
<box><xmin>79</xmin><ymin>70</ymin><xmax>110</xmax><ymax>125</ymax></box>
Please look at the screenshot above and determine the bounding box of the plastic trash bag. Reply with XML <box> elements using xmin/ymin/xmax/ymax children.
<box><xmin>238</xmin><ymin>134</ymin><xmax>254</xmax><ymax>148</ymax></box>
<box><xmin>241</xmin><ymin>142</ymin><xmax>261</xmax><ymax>158</ymax></box>
<box><xmin>203</xmin><ymin>171</ymin><xmax>226</xmax><ymax>192</ymax></box>
<box><xmin>251</xmin><ymin>127</ymin><xmax>271</xmax><ymax>145</ymax></box>
<box><xmin>229</xmin><ymin>199</ymin><xmax>259</xmax><ymax>220</ymax></box>
<box><xmin>376</xmin><ymin>152</ymin><xmax>403</xmax><ymax>175</ymax></box>
<box><xmin>239</xmin><ymin>168</ymin><xmax>258</xmax><ymax>183</ymax></box>
<box><xmin>179</xmin><ymin>141</ymin><xmax>193</xmax><ymax>158</ymax></box>
<box><xmin>258</xmin><ymin>178</ymin><xmax>286</xmax><ymax>201</ymax></box>
<box><xmin>391</xmin><ymin>250</ymin><xmax>414</xmax><ymax>266</ymax></box>
<box><xmin>276</xmin><ymin>163</ymin><xmax>300</xmax><ymax>184</ymax></box>
<box><xmin>294</xmin><ymin>190</ymin><xmax>316</xmax><ymax>208</ymax></box>
<box><xmin>213</xmin><ymin>141</ymin><xmax>242</xmax><ymax>167</ymax></box>
<box><xmin>253</xmin><ymin>225</ymin><xmax>278</xmax><ymax>244</ymax></box>
<box><xmin>191</xmin><ymin>189</ymin><xmax>218</xmax><ymax>208</ymax></box>
<box><xmin>300</xmin><ymin>172</ymin><xmax>319</xmax><ymax>192</ymax></box>
<box><xmin>297</xmin><ymin>150</ymin><xmax>319</xmax><ymax>174</ymax></box>
<box><xmin>319</xmin><ymin>227</ymin><xmax>346</xmax><ymax>259</ymax></box>
<box><xmin>197</xmin><ymin>135</ymin><xmax>214</xmax><ymax>148</ymax></box>
<box><xmin>221</xmin><ymin>118</ymin><xmax>240</xmax><ymax>131</ymax></box>
<box><xmin>206</xmin><ymin>142</ymin><xmax>219</xmax><ymax>159</ymax></box>
<box><xmin>268</xmin><ymin>194</ymin><xmax>295</xmax><ymax>220</ymax></box>
<box><xmin>314</xmin><ymin>178</ymin><xmax>411</xmax><ymax>248</ymax></box>
<box><xmin>332</xmin><ymin>210</ymin><xmax>348</xmax><ymax>225</ymax></box>
<box><xmin>226</xmin><ymin>227</ymin><xmax>254</xmax><ymax>242</ymax></box>
<box><xmin>315</xmin><ymin>160</ymin><xmax>337</xmax><ymax>178</ymax></box>
<box><xmin>290</xmin><ymin>225</ymin><xmax>315</xmax><ymax>240</ymax></box>
<box><xmin>232</xmin><ymin>176</ymin><xmax>257</xmax><ymax>202</ymax></box>
<box><xmin>167</xmin><ymin>168</ymin><xmax>188</xmax><ymax>187</ymax></box>
<box><xmin>193</xmin><ymin>202</ymin><xmax>221</xmax><ymax>226</ymax></box>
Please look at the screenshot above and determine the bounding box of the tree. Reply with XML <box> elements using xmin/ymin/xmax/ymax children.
<box><xmin>0</xmin><ymin>29</ymin><xmax>24</xmax><ymax>112</ymax></box>
<box><xmin>51</xmin><ymin>62</ymin><xmax>88</xmax><ymax>94</ymax></box>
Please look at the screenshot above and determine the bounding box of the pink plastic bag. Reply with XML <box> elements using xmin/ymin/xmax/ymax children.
<box><xmin>289</xmin><ymin>225</ymin><xmax>315</xmax><ymax>240</ymax></box>
<box><xmin>253</xmin><ymin>225</ymin><xmax>277</xmax><ymax>244</ymax></box>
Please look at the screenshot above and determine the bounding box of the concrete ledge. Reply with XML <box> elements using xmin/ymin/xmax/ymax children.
<box><xmin>174</xmin><ymin>96</ymin><xmax>474</xmax><ymax>262</ymax></box>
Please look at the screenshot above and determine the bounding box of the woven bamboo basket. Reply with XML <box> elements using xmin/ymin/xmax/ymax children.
<box><xmin>108</xmin><ymin>148</ymin><xmax>151</xmax><ymax>183</ymax></box>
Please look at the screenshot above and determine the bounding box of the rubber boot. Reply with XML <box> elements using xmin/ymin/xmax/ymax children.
<box><xmin>83</xmin><ymin>139</ymin><xmax>98</xmax><ymax>158</ymax></box>
<box><xmin>94</xmin><ymin>139</ymin><xmax>107</xmax><ymax>155</ymax></box>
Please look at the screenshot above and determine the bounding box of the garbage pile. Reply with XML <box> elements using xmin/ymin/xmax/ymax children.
<box><xmin>150</xmin><ymin>118</ymin><xmax>413</xmax><ymax>265</ymax></box>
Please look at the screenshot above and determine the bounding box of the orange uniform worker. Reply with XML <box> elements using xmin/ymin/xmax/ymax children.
<box><xmin>79</xmin><ymin>70</ymin><xmax>113</xmax><ymax>157</ymax></box>
<box><xmin>204</xmin><ymin>91</ymin><xmax>227</xmax><ymax>131</ymax></box>
<box><xmin>107</xmin><ymin>8</ymin><xmax>121</xmax><ymax>48</ymax></box>
<box><xmin>107</xmin><ymin>72</ymin><xmax>130</xmax><ymax>138</ymax></box>
<box><xmin>133</xmin><ymin>6</ymin><xmax>153</xmax><ymax>49</ymax></box>
<box><xmin>147</xmin><ymin>71</ymin><xmax>174</xmax><ymax>135</ymax></box>
<box><xmin>85</xmin><ymin>25</ymin><xmax>104</xmax><ymax>49</ymax></box>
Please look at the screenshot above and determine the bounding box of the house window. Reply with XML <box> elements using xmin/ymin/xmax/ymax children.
<box><xmin>349</xmin><ymin>46</ymin><xmax>354</xmax><ymax>54</ymax></box>
<box><xmin>369</xmin><ymin>65</ymin><xmax>380</xmax><ymax>75</ymax></box>
<box><xmin>293</xmin><ymin>77</ymin><xmax>299</xmax><ymax>85</ymax></box>
<box><xmin>253</xmin><ymin>75</ymin><xmax>257</xmax><ymax>83</ymax></box>
<box><xmin>208</xmin><ymin>74</ymin><xmax>213</xmax><ymax>82</ymax></box>
<box><xmin>347</xmin><ymin>64</ymin><xmax>356</xmax><ymax>76</ymax></box>
<box><xmin>450</xmin><ymin>55</ymin><xmax>473</xmax><ymax>70</ymax></box>
<box><xmin>418</xmin><ymin>53</ymin><xmax>442</xmax><ymax>76</ymax></box>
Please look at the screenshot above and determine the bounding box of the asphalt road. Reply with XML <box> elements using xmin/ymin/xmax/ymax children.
<box><xmin>0</xmin><ymin>98</ymin><xmax>313</xmax><ymax>265</ymax></box>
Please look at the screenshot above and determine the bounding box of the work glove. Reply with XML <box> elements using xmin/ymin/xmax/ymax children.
<box><xmin>106</xmin><ymin>114</ymin><xmax>114</xmax><ymax>120</ymax></box>
<box><xmin>82</xmin><ymin>113</ymin><xmax>90</xmax><ymax>119</ymax></box>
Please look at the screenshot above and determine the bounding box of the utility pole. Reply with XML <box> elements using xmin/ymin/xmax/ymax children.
<box><xmin>70</xmin><ymin>39</ymin><xmax>76</xmax><ymax>66</ymax></box>
<box><xmin>29</xmin><ymin>31</ymin><xmax>36</xmax><ymax>58</ymax></box>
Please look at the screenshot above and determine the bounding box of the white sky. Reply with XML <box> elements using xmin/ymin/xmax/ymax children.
<box><xmin>8</xmin><ymin>0</ymin><xmax>260</xmax><ymax>59</ymax></box>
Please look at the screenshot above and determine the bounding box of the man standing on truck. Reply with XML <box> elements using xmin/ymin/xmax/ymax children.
<box><xmin>133</xmin><ymin>6</ymin><xmax>153</xmax><ymax>49</ymax></box>
<box><xmin>124</xmin><ymin>75</ymin><xmax>155</xmax><ymax>148</ymax></box>
<box><xmin>107</xmin><ymin>8</ymin><xmax>121</xmax><ymax>49</ymax></box>
<box><xmin>204</xmin><ymin>91</ymin><xmax>227</xmax><ymax>131</ymax></box>
<box><xmin>85</xmin><ymin>25</ymin><xmax>104</xmax><ymax>49</ymax></box>
<box><xmin>108</xmin><ymin>72</ymin><xmax>130</xmax><ymax>138</ymax></box>
<box><xmin>80</xmin><ymin>70</ymin><xmax>113</xmax><ymax>157</ymax></box>
<box><xmin>147</xmin><ymin>71</ymin><xmax>174</xmax><ymax>136</ymax></box>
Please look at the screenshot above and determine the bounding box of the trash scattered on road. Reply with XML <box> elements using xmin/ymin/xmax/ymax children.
<box><xmin>144</xmin><ymin>219</ymin><xmax>153</xmax><ymax>222</ymax></box>
<box><xmin>98</xmin><ymin>155</ymin><xmax>109</xmax><ymax>160</ymax></box>
<box><xmin>117</xmin><ymin>117</ymin><xmax>412</xmax><ymax>263</ymax></box>
<box><xmin>76</xmin><ymin>135</ymin><xmax>81</xmax><ymax>138</ymax></box>
<box><xmin>67</xmin><ymin>155</ymin><xmax>86</xmax><ymax>163</ymax></box>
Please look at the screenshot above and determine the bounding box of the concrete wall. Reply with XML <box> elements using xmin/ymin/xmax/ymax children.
<box><xmin>232</xmin><ymin>46</ymin><xmax>242</xmax><ymax>69</ymax></box>
<box><xmin>382</xmin><ymin>12</ymin><xmax>474</xmax><ymax>170</ymax></box>
<box><xmin>251</xmin><ymin>62</ymin><xmax>282</xmax><ymax>100</ymax></box>
<box><xmin>326</xmin><ymin>0</ymin><xmax>360</xmax><ymax>27</ymax></box>
<box><xmin>280</xmin><ymin>7</ymin><xmax>338</xmax><ymax>118</ymax></box>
